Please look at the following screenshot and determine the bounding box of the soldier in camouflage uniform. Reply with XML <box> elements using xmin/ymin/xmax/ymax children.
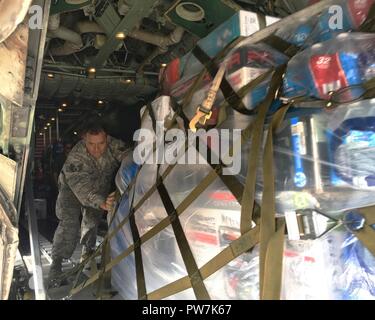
<box><xmin>48</xmin><ymin>122</ymin><xmax>129</xmax><ymax>282</ymax></box>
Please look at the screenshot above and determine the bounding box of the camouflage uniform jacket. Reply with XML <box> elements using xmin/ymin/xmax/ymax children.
<box><xmin>58</xmin><ymin>136</ymin><xmax>128</xmax><ymax>210</ymax></box>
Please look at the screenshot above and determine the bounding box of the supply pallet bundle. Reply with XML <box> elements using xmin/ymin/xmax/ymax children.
<box><xmin>69</xmin><ymin>0</ymin><xmax>375</xmax><ymax>300</ymax></box>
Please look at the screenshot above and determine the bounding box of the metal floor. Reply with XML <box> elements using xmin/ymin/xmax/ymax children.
<box><xmin>22</xmin><ymin>234</ymin><xmax>122</xmax><ymax>300</ymax></box>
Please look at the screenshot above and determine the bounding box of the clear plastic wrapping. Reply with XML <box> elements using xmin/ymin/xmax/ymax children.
<box><xmin>258</xmin><ymin>99</ymin><xmax>375</xmax><ymax>214</ymax></box>
<box><xmin>283</xmin><ymin>32</ymin><xmax>375</xmax><ymax>100</ymax></box>
<box><xmin>340</xmin><ymin>229</ymin><xmax>375</xmax><ymax>300</ymax></box>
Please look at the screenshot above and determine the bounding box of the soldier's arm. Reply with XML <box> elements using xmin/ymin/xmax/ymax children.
<box><xmin>62</xmin><ymin>158</ymin><xmax>106</xmax><ymax>210</ymax></box>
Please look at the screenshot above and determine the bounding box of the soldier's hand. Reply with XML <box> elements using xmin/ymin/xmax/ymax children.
<box><xmin>100</xmin><ymin>202</ymin><xmax>108</xmax><ymax>211</ymax></box>
<box><xmin>106</xmin><ymin>192</ymin><xmax>116</xmax><ymax>210</ymax></box>
<box><xmin>100</xmin><ymin>192</ymin><xmax>116</xmax><ymax>212</ymax></box>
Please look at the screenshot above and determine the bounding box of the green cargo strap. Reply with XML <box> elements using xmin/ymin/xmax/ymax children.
<box><xmin>217</xmin><ymin>68</ymin><xmax>274</xmax><ymax>126</ymax></box>
<box><xmin>170</xmin><ymin>96</ymin><xmax>191</xmax><ymax>130</ymax></box>
<box><xmin>240</xmin><ymin>65</ymin><xmax>287</xmax><ymax>235</ymax></box>
<box><xmin>200</xmin><ymin>222</ymin><xmax>260</xmax><ymax>279</ymax></box>
<box><xmin>69</xmin><ymin>261</ymin><xmax>91</xmax><ymax>296</ymax></box>
<box><xmin>148</xmin><ymin>276</ymin><xmax>191</xmax><ymax>300</ymax></box>
<box><xmin>261</xmin><ymin>220</ymin><xmax>286</xmax><ymax>300</ymax></box>
<box><xmin>95</xmin><ymin>239</ymin><xmax>112</xmax><ymax>300</ymax></box>
<box><xmin>148</xmin><ymin>224</ymin><xmax>260</xmax><ymax>300</ymax></box>
<box><xmin>353</xmin><ymin>206</ymin><xmax>375</xmax><ymax>257</ymax></box>
<box><xmin>363</xmin><ymin>77</ymin><xmax>375</xmax><ymax>100</ymax></box>
<box><xmin>262</xmin><ymin>34</ymin><xmax>300</xmax><ymax>58</ymax></box>
<box><xmin>259</xmin><ymin>103</ymin><xmax>292</xmax><ymax>300</ymax></box>
<box><xmin>157</xmin><ymin>181</ymin><xmax>210</xmax><ymax>300</ymax></box>
<box><xmin>357</xmin><ymin>206</ymin><xmax>375</xmax><ymax>225</ymax></box>
<box><xmin>359</xmin><ymin>3</ymin><xmax>375</xmax><ymax>32</ymax></box>
<box><xmin>129</xmin><ymin>210</ymin><xmax>147</xmax><ymax>300</ymax></box>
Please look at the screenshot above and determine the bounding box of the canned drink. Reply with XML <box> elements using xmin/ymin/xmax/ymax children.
<box><xmin>309</xmin><ymin>52</ymin><xmax>361</xmax><ymax>99</ymax></box>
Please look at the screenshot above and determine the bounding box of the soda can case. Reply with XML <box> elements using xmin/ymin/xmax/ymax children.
<box><xmin>162</xmin><ymin>10</ymin><xmax>279</xmax><ymax>93</ymax></box>
<box><xmin>283</xmin><ymin>32</ymin><xmax>375</xmax><ymax>101</ymax></box>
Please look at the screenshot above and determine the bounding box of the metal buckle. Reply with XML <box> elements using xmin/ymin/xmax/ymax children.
<box><xmin>189</xmin><ymin>105</ymin><xmax>212</xmax><ymax>132</ymax></box>
<box><xmin>285</xmin><ymin>208</ymin><xmax>366</xmax><ymax>241</ymax></box>
<box><xmin>285</xmin><ymin>209</ymin><xmax>338</xmax><ymax>240</ymax></box>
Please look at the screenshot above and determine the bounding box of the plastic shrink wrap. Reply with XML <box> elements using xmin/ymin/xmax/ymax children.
<box><xmin>283</xmin><ymin>32</ymin><xmax>375</xmax><ymax>100</ymax></box>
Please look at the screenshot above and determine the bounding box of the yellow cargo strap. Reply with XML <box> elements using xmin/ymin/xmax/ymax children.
<box><xmin>189</xmin><ymin>62</ymin><xmax>227</xmax><ymax>132</ymax></box>
<box><xmin>359</xmin><ymin>3</ymin><xmax>375</xmax><ymax>32</ymax></box>
<box><xmin>363</xmin><ymin>77</ymin><xmax>375</xmax><ymax>99</ymax></box>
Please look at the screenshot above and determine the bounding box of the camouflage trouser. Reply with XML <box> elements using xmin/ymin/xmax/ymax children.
<box><xmin>51</xmin><ymin>188</ymin><xmax>103</xmax><ymax>260</ymax></box>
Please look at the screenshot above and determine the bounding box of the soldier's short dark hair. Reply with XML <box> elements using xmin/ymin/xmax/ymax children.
<box><xmin>81</xmin><ymin>120</ymin><xmax>107</xmax><ymax>136</ymax></box>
